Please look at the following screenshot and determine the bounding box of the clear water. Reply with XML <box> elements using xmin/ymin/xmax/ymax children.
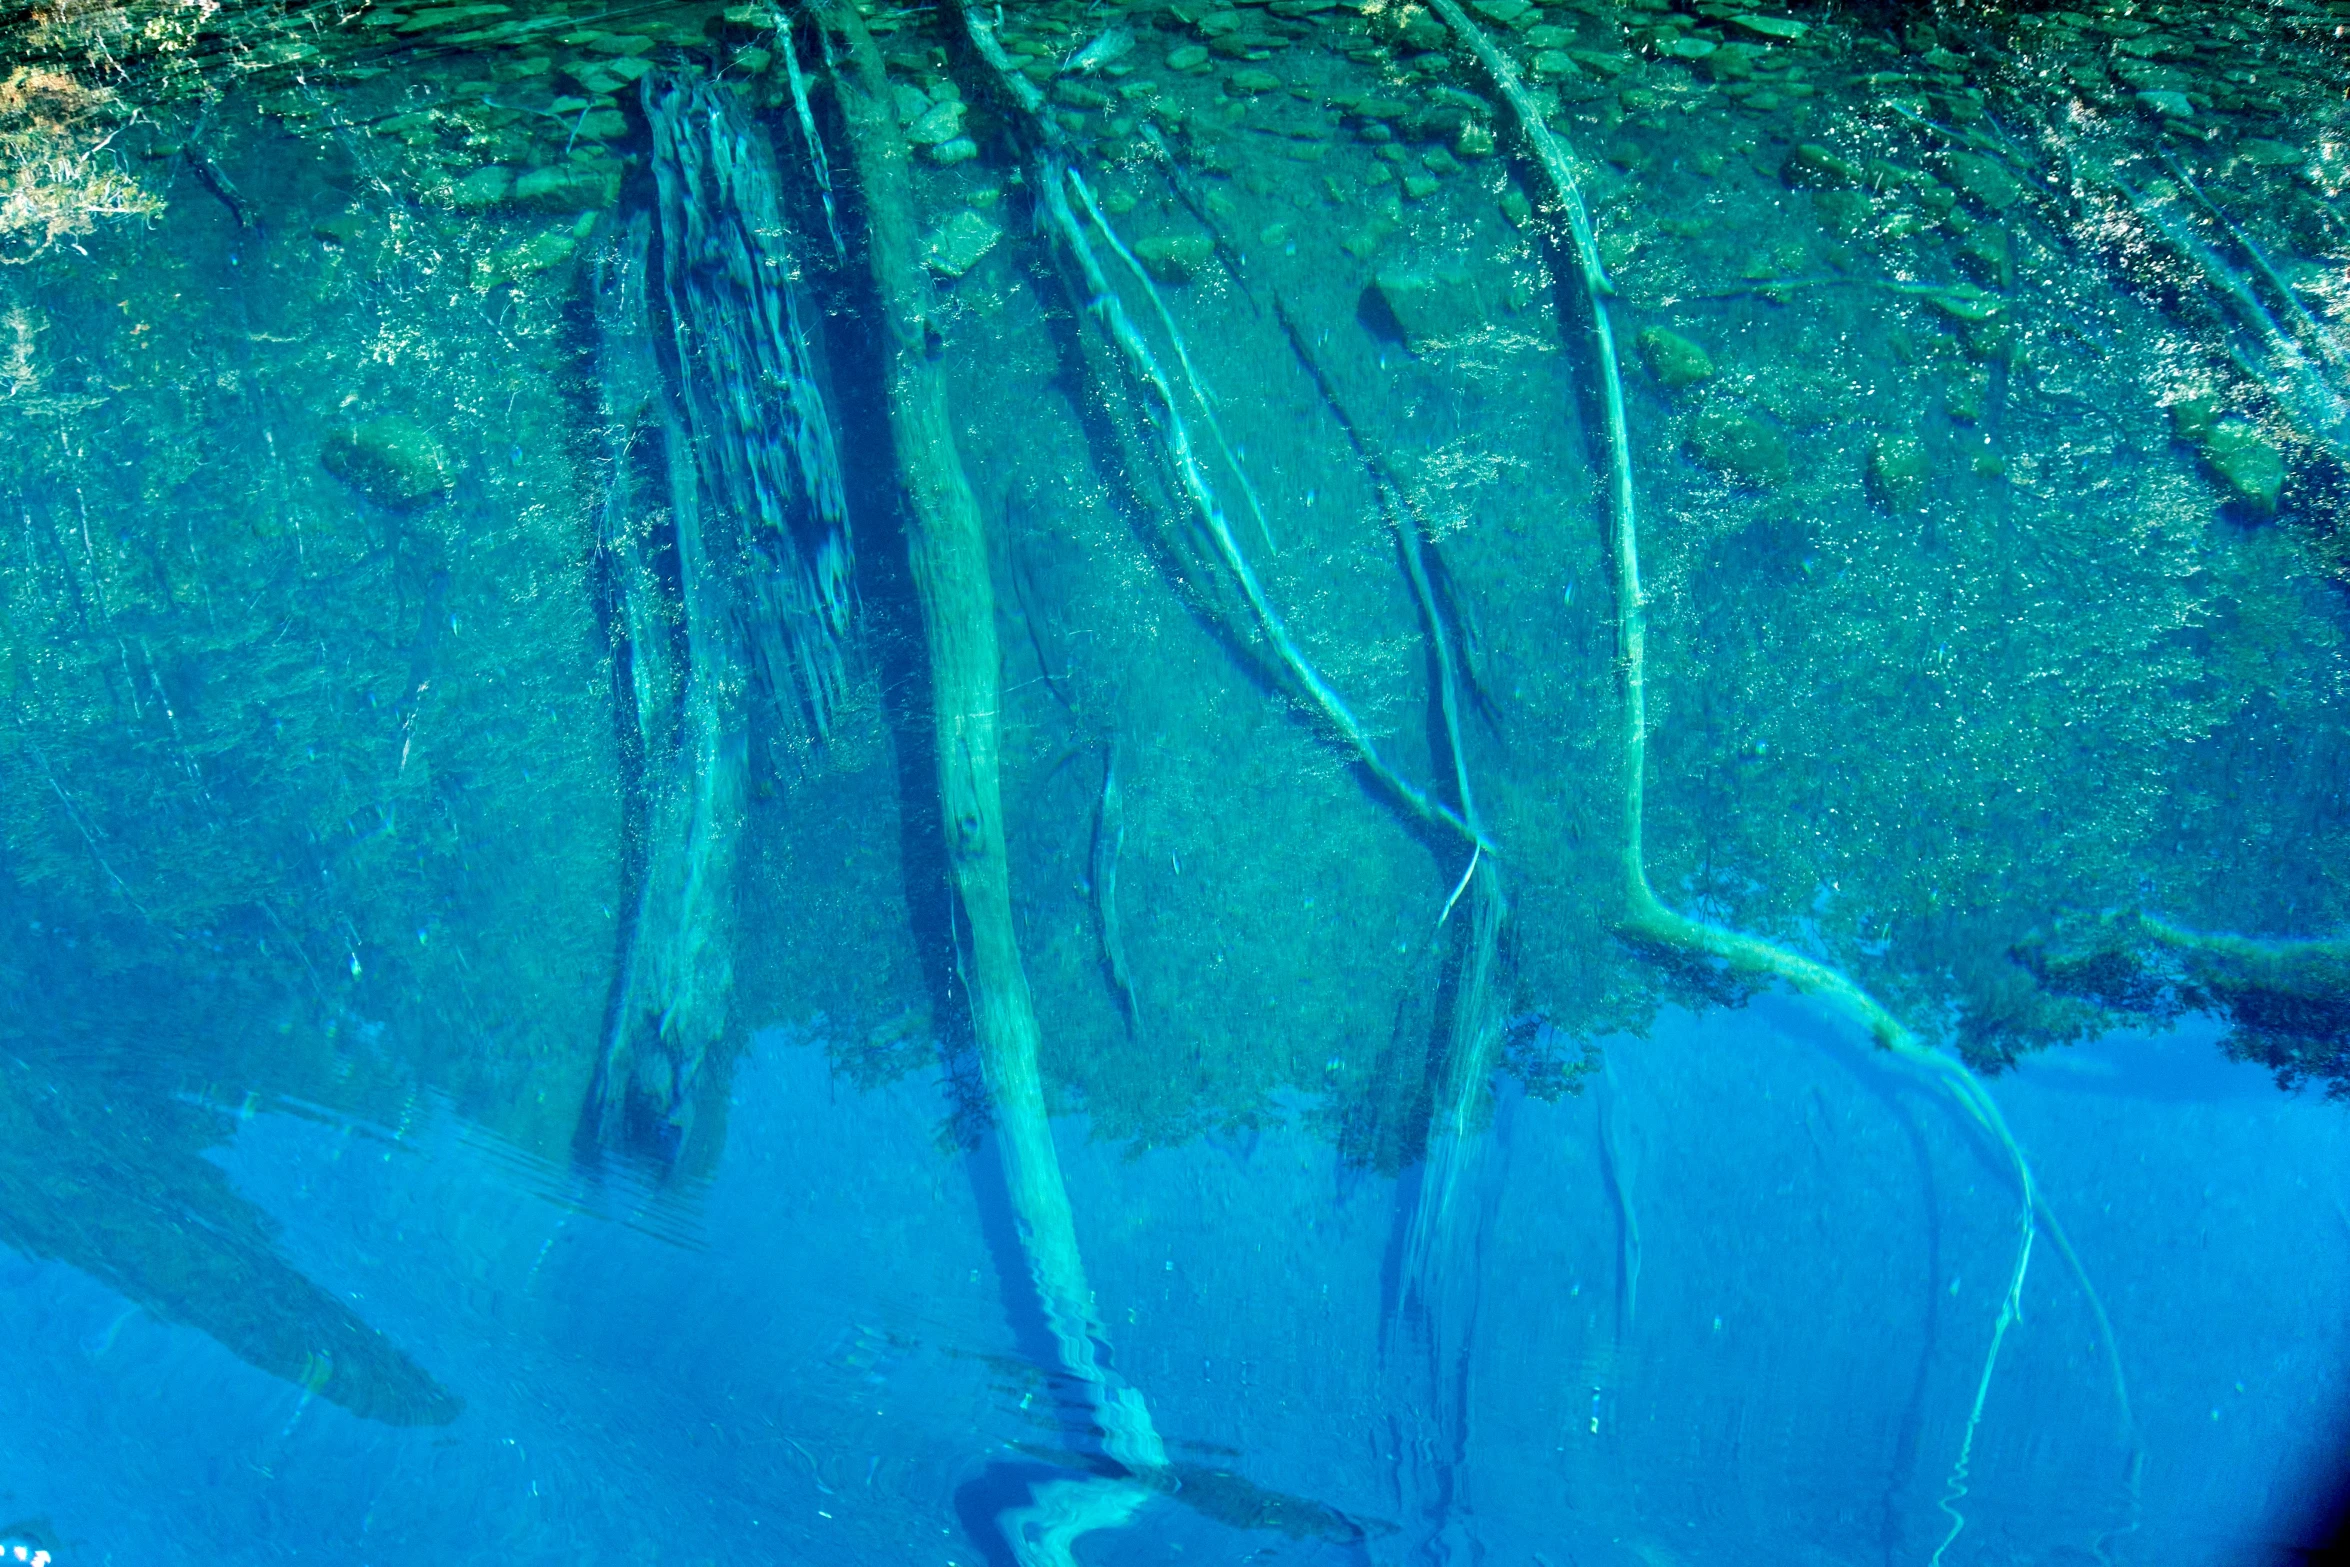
<box><xmin>1</xmin><ymin>1</ymin><xmax>2346</xmax><ymax>1564</ymax></box>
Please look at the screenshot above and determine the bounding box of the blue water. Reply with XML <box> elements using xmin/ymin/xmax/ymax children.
<box><xmin>5</xmin><ymin>1003</ymin><xmax>2341</xmax><ymax>1564</ymax></box>
<box><xmin>6</xmin><ymin>0</ymin><xmax>2350</xmax><ymax>1562</ymax></box>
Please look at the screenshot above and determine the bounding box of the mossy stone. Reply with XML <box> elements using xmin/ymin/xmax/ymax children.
<box><xmin>1133</xmin><ymin>233</ymin><xmax>1216</xmax><ymax>283</ymax></box>
<box><xmin>1398</xmin><ymin>11</ymin><xmax>1450</xmax><ymax>49</ymax></box>
<box><xmin>448</xmin><ymin>165</ymin><xmax>515</xmax><ymax>210</ymax></box>
<box><xmin>1686</xmin><ymin>406</ymin><xmax>1789</xmax><ymax>486</ymax></box>
<box><xmin>1637</xmin><ymin>326</ymin><xmax>1714</xmax><ymax>389</ymax></box>
<box><xmin>511</xmin><ymin>161</ymin><xmax>618</xmax><ymax>211</ymax></box>
<box><xmin>907</xmin><ymin>99</ymin><xmax>966</xmax><ymax>146</ymax></box>
<box><xmin>1813</xmin><ymin>188</ymin><xmax>1873</xmax><ymax>236</ymax></box>
<box><xmin>1867</xmin><ymin>432</ymin><xmax>1929</xmax><ymax>511</ymax></box>
<box><xmin>2200</xmin><ymin>418</ymin><xmax>2286</xmax><ymax>515</ymax></box>
<box><xmin>322</xmin><ymin>417</ymin><xmax>450</xmax><ymax>509</ymax></box>
<box><xmin>2235</xmin><ymin>138</ymin><xmax>2303</xmax><ymax>168</ymax></box>
<box><xmin>1955</xmin><ymin>221</ymin><xmax>2011</xmax><ymax>281</ymax></box>
<box><xmin>1703</xmin><ymin>41</ymin><xmax>1763</xmax><ymax>79</ymax></box>
<box><xmin>2169</xmin><ymin>392</ymin><xmax>2221</xmax><ymax>444</ymax></box>
<box><xmin>1371</xmin><ymin>262</ymin><xmax>1486</xmax><ymax>348</ymax></box>
<box><xmin>1938</xmin><ymin>151</ymin><xmax>2024</xmax><ymax>212</ymax></box>
<box><xmin>1782</xmin><ymin>142</ymin><xmax>1862</xmax><ymax>188</ymax></box>
<box><xmin>925</xmin><ymin>209</ymin><xmax>1000</xmax><ymax>279</ymax></box>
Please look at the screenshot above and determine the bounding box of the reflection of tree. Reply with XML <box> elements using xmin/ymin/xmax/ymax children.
<box><xmin>0</xmin><ymin>951</ymin><xmax>460</xmax><ymax>1426</ymax></box>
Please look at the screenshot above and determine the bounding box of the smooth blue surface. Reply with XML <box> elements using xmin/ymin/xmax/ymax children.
<box><xmin>4</xmin><ymin>1002</ymin><xmax>2341</xmax><ymax>1565</ymax></box>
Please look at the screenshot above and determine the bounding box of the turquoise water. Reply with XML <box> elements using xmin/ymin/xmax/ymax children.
<box><xmin>1</xmin><ymin>0</ymin><xmax>2347</xmax><ymax>1563</ymax></box>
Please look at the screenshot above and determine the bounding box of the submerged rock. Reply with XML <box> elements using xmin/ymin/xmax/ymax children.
<box><xmin>1867</xmin><ymin>432</ymin><xmax>1929</xmax><ymax>511</ymax></box>
<box><xmin>1133</xmin><ymin>232</ymin><xmax>1216</xmax><ymax>283</ymax></box>
<box><xmin>1686</xmin><ymin>406</ymin><xmax>1790</xmax><ymax>486</ymax></box>
<box><xmin>1728</xmin><ymin>14</ymin><xmax>1809</xmax><ymax>40</ymax></box>
<box><xmin>1637</xmin><ymin>325</ymin><xmax>1714</xmax><ymax>389</ymax></box>
<box><xmin>447</xmin><ymin>164</ymin><xmax>515</xmax><ymax>210</ymax></box>
<box><xmin>1782</xmin><ymin>143</ymin><xmax>1862</xmax><ymax>189</ymax></box>
<box><xmin>1369</xmin><ymin>262</ymin><xmax>1486</xmax><ymax>348</ymax></box>
<box><xmin>2201</xmin><ymin>418</ymin><xmax>2287</xmax><ymax>515</ymax></box>
<box><xmin>511</xmin><ymin>161</ymin><xmax>619</xmax><ymax>212</ymax></box>
<box><xmin>925</xmin><ymin>209</ymin><xmax>1000</xmax><ymax>279</ymax></box>
<box><xmin>321</xmin><ymin>416</ymin><xmax>450</xmax><ymax>509</ymax></box>
<box><xmin>1938</xmin><ymin>152</ymin><xmax>2024</xmax><ymax>213</ymax></box>
<box><xmin>2172</xmin><ymin>395</ymin><xmax>2286</xmax><ymax>515</ymax></box>
<box><xmin>906</xmin><ymin>98</ymin><xmax>966</xmax><ymax>146</ymax></box>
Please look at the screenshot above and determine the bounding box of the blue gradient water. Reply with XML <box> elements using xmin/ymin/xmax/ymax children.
<box><xmin>6</xmin><ymin>1005</ymin><xmax>2341</xmax><ymax>1564</ymax></box>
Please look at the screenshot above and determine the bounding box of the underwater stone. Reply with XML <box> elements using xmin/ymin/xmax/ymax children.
<box><xmin>321</xmin><ymin>416</ymin><xmax>450</xmax><ymax>509</ymax></box>
<box><xmin>924</xmin><ymin>209</ymin><xmax>1000</xmax><ymax>279</ymax></box>
<box><xmin>564</xmin><ymin>61</ymin><xmax>629</xmax><ymax>97</ymax></box>
<box><xmin>448</xmin><ymin>165</ymin><xmax>515</xmax><ymax>209</ymax></box>
<box><xmin>1955</xmin><ymin>221</ymin><xmax>2011</xmax><ymax>281</ymax></box>
<box><xmin>577</xmin><ymin>108</ymin><xmax>630</xmax><ymax>141</ymax></box>
<box><xmin>1455</xmin><ymin>120</ymin><xmax>1496</xmax><ymax>157</ymax></box>
<box><xmin>1867</xmin><ymin>432</ymin><xmax>1929</xmax><ymax>511</ymax></box>
<box><xmin>1686</xmin><ymin>406</ymin><xmax>1790</xmax><ymax>485</ymax></box>
<box><xmin>2235</xmin><ymin>138</ymin><xmax>2304</xmax><ymax>168</ymax></box>
<box><xmin>1728</xmin><ymin>14</ymin><xmax>1809</xmax><ymax>39</ymax></box>
<box><xmin>1133</xmin><ymin>233</ymin><xmax>1216</xmax><ymax>282</ymax></box>
<box><xmin>906</xmin><ymin>98</ymin><xmax>966</xmax><ymax>145</ymax></box>
<box><xmin>313</xmin><ymin>210</ymin><xmax>365</xmax><ymax>246</ymax></box>
<box><xmin>1812</xmin><ymin>188</ymin><xmax>1873</xmax><ymax>235</ymax></box>
<box><xmin>1703</xmin><ymin>42</ymin><xmax>1762</xmax><ymax>79</ymax></box>
<box><xmin>1472</xmin><ymin>0</ymin><xmax>1532</xmax><ymax>22</ymax></box>
<box><xmin>1371</xmin><ymin>263</ymin><xmax>1486</xmax><ymax>348</ymax></box>
<box><xmin>1228</xmin><ymin>68</ymin><xmax>1283</xmax><ymax>94</ymax></box>
<box><xmin>1401</xmin><ymin>171</ymin><xmax>1442</xmax><ymax>200</ymax></box>
<box><xmin>2135</xmin><ymin>89</ymin><xmax>2194</xmax><ymax>118</ymax></box>
<box><xmin>927</xmin><ymin>136</ymin><xmax>980</xmax><ymax>167</ymax></box>
<box><xmin>1054</xmin><ymin>78</ymin><xmax>1114</xmax><ymax>108</ymax></box>
<box><xmin>1938</xmin><ymin>152</ymin><xmax>2023</xmax><ymax>212</ymax></box>
<box><xmin>512</xmin><ymin>161</ymin><xmax>619</xmax><ymax>211</ymax></box>
<box><xmin>474</xmin><ymin>213</ymin><xmax>596</xmax><ymax>288</ymax></box>
<box><xmin>1398</xmin><ymin>11</ymin><xmax>1451</xmax><ymax>50</ymax></box>
<box><xmin>2197</xmin><ymin>416</ymin><xmax>2286</xmax><ymax>515</ymax></box>
<box><xmin>2169</xmin><ymin>393</ymin><xmax>2221</xmax><ymax>444</ymax></box>
<box><xmin>1637</xmin><ymin>326</ymin><xmax>1714</xmax><ymax>388</ymax></box>
<box><xmin>1659</xmin><ymin>35</ymin><xmax>1718</xmax><ymax>59</ymax></box>
<box><xmin>1782</xmin><ymin>142</ymin><xmax>1862</xmax><ymax>188</ymax></box>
